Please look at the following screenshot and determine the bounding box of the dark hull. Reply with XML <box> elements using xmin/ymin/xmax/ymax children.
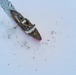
<box><xmin>10</xmin><ymin>10</ymin><xmax>42</xmax><ymax>40</ymax></box>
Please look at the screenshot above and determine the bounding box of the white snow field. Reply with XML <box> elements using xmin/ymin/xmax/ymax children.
<box><xmin>0</xmin><ymin>0</ymin><xmax>76</xmax><ymax>75</ymax></box>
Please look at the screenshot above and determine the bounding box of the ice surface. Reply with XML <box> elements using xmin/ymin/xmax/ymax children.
<box><xmin>0</xmin><ymin>0</ymin><xmax>15</xmax><ymax>16</ymax></box>
<box><xmin>0</xmin><ymin>0</ymin><xmax>76</xmax><ymax>75</ymax></box>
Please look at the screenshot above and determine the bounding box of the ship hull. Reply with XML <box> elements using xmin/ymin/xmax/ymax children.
<box><xmin>10</xmin><ymin>10</ymin><xmax>42</xmax><ymax>40</ymax></box>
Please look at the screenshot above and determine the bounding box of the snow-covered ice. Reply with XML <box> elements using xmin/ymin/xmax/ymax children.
<box><xmin>0</xmin><ymin>0</ymin><xmax>76</xmax><ymax>75</ymax></box>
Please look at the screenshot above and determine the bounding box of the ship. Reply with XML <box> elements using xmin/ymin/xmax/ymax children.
<box><xmin>10</xmin><ymin>10</ymin><xmax>42</xmax><ymax>41</ymax></box>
